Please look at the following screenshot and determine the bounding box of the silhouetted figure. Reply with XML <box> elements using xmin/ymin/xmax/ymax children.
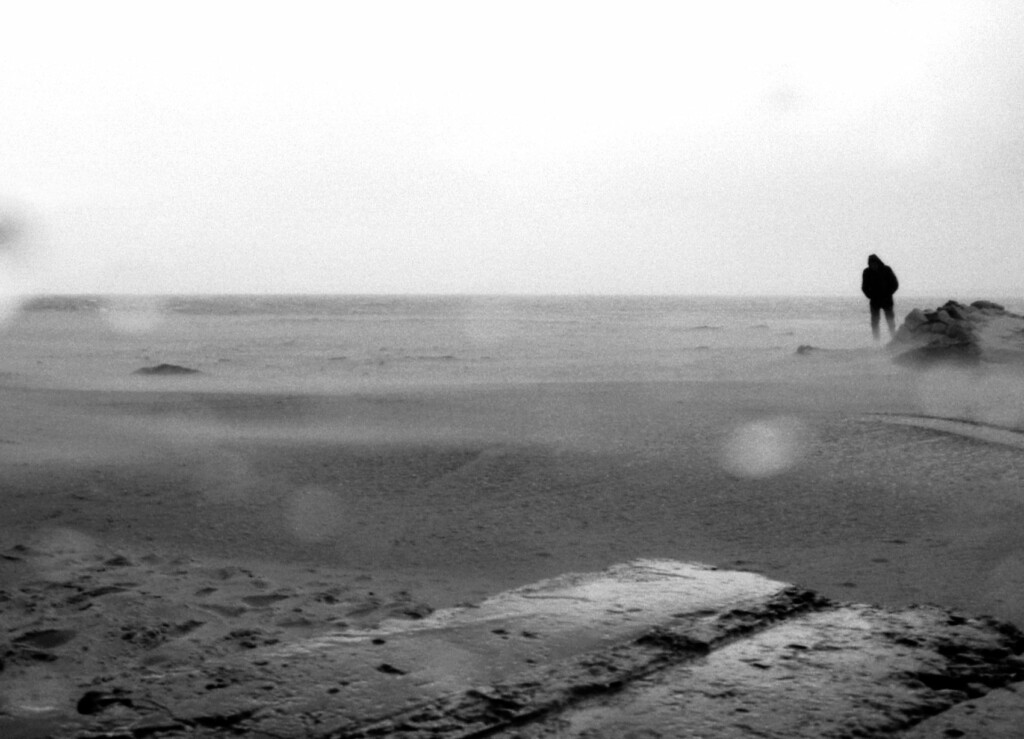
<box><xmin>861</xmin><ymin>254</ymin><xmax>899</xmax><ymax>340</ymax></box>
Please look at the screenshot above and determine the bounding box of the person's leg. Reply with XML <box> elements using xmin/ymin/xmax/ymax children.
<box><xmin>884</xmin><ymin>306</ymin><xmax>896</xmax><ymax>337</ymax></box>
<box><xmin>870</xmin><ymin>304</ymin><xmax>881</xmax><ymax>340</ymax></box>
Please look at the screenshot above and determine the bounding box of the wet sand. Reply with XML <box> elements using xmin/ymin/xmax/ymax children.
<box><xmin>3</xmin><ymin>367</ymin><xmax>1024</xmax><ymax>724</ymax></box>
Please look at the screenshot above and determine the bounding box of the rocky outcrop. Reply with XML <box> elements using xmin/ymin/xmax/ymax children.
<box><xmin>890</xmin><ymin>300</ymin><xmax>1024</xmax><ymax>367</ymax></box>
<box><xmin>45</xmin><ymin>560</ymin><xmax>1024</xmax><ymax>739</ymax></box>
<box><xmin>132</xmin><ymin>363</ymin><xmax>200</xmax><ymax>376</ymax></box>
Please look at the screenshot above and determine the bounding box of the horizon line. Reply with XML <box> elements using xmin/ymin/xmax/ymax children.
<box><xmin>19</xmin><ymin>291</ymin><xmax>1020</xmax><ymax>301</ymax></box>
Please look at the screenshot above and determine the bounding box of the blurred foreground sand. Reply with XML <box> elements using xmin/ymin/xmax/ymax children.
<box><xmin>3</xmin><ymin>362</ymin><xmax>1024</xmax><ymax>724</ymax></box>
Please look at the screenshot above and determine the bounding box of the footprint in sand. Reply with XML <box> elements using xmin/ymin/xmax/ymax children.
<box><xmin>206</xmin><ymin>566</ymin><xmax>254</xmax><ymax>581</ymax></box>
<box><xmin>222</xmin><ymin>628</ymin><xmax>281</xmax><ymax>649</ymax></box>
<box><xmin>119</xmin><ymin>620</ymin><xmax>204</xmax><ymax>648</ymax></box>
<box><xmin>13</xmin><ymin>628</ymin><xmax>77</xmax><ymax>649</ymax></box>
<box><xmin>241</xmin><ymin>593</ymin><xmax>292</xmax><ymax>608</ymax></box>
<box><xmin>202</xmin><ymin>603</ymin><xmax>249</xmax><ymax>618</ymax></box>
<box><xmin>65</xmin><ymin>585</ymin><xmax>134</xmax><ymax>605</ymax></box>
<box><xmin>344</xmin><ymin>594</ymin><xmax>434</xmax><ymax>622</ymax></box>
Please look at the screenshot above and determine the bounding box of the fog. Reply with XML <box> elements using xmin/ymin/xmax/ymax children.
<box><xmin>2</xmin><ymin>1</ymin><xmax>1023</xmax><ymax>297</ymax></box>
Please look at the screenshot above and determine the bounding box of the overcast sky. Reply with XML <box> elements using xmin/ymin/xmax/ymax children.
<box><xmin>2</xmin><ymin>1</ymin><xmax>1022</xmax><ymax>296</ymax></box>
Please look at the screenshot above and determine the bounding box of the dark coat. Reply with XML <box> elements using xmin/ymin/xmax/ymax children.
<box><xmin>862</xmin><ymin>260</ymin><xmax>899</xmax><ymax>307</ymax></box>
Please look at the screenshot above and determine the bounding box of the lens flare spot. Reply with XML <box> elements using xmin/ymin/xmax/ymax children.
<box><xmin>0</xmin><ymin>202</ymin><xmax>35</xmax><ymax>259</ymax></box>
<box><xmin>285</xmin><ymin>487</ymin><xmax>345</xmax><ymax>543</ymax></box>
<box><xmin>103</xmin><ymin>295</ymin><xmax>166</xmax><ymax>334</ymax></box>
<box><xmin>0</xmin><ymin>201</ymin><xmax>45</xmax><ymax>327</ymax></box>
<box><xmin>26</xmin><ymin>528</ymin><xmax>98</xmax><ymax>581</ymax></box>
<box><xmin>3</xmin><ymin>669</ymin><xmax>73</xmax><ymax>715</ymax></box>
<box><xmin>720</xmin><ymin>416</ymin><xmax>807</xmax><ymax>479</ymax></box>
<box><xmin>0</xmin><ymin>204</ymin><xmax>39</xmax><ymax>329</ymax></box>
<box><xmin>0</xmin><ymin>270</ymin><xmax>29</xmax><ymax>328</ymax></box>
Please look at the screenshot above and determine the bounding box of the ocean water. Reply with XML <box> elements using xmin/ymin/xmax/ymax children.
<box><xmin>1</xmin><ymin>294</ymin><xmax>1016</xmax><ymax>391</ymax></box>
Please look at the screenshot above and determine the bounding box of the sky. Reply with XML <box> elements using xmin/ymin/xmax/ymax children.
<box><xmin>1</xmin><ymin>1</ymin><xmax>1023</xmax><ymax>296</ymax></box>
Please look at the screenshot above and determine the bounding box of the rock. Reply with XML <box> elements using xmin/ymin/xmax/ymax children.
<box><xmin>944</xmin><ymin>303</ymin><xmax>967</xmax><ymax>321</ymax></box>
<box><xmin>133</xmin><ymin>363</ymin><xmax>200</xmax><ymax>376</ymax></box>
<box><xmin>971</xmin><ymin>300</ymin><xmax>1005</xmax><ymax>311</ymax></box>
<box><xmin>893</xmin><ymin>325</ymin><xmax>916</xmax><ymax>343</ymax></box>
<box><xmin>902</xmin><ymin>308</ymin><xmax>928</xmax><ymax>331</ymax></box>
<box><xmin>13</xmin><ymin>629</ymin><xmax>77</xmax><ymax>649</ymax></box>
<box><xmin>889</xmin><ymin>299</ymin><xmax>1024</xmax><ymax>367</ymax></box>
<box><xmin>76</xmin><ymin>688</ymin><xmax>133</xmax><ymax>715</ymax></box>
<box><xmin>30</xmin><ymin>560</ymin><xmax>1024</xmax><ymax>739</ymax></box>
<box><xmin>946</xmin><ymin>321</ymin><xmax>973</xmax><ymax>341</ymax></box>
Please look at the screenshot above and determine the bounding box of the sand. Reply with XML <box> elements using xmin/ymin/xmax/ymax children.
<box><xmin>3</xmin><ymin>360</ymin><xmax>1024</xmax><ymax>728</ymax></box>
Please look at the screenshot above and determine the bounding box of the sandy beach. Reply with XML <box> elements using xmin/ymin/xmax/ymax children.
<box><xmin>4</xmin><ymin>363</ymin><xmax>1024</xmax><ymax>726</ymax></box>
<box><xmin>7</xmin><ymin>0</ymin><xmax>1024</xmax><ymax>728</ymax></box>
<box><xmin>3</xmin><ymin>298</ymin><xmax>1024</xmax><ymax>731</ymax></box>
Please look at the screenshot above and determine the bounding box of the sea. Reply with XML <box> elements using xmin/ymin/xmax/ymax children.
<box><xmin>1</xmin><ymin>294</ymin><xmax>1019</xmax><ymax>392</ymax></box>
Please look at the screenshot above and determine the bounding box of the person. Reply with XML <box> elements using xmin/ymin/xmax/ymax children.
<box><xmin>861</xmin><ymin>254</ymin><xmax>899</xmax><ymax>340</ymax></box>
